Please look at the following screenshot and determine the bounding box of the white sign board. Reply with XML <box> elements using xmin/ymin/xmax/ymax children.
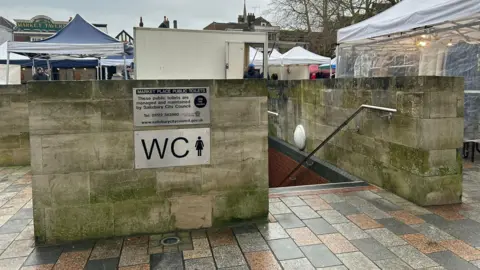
<box><xmin>133</xmin><ymin>87</ymin><xmax>210</xmax><ymax>127</ymax></box>
<box><xmin>134</xmin><ymin>128</ymin><xmax>210</xmax><ymax>169</ymax></box>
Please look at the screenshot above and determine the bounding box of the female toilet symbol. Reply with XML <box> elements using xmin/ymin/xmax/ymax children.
<box><xmin>195</xmin><ymin>136</ymin><xmax>204</xmax><ymax>156</ymax></box>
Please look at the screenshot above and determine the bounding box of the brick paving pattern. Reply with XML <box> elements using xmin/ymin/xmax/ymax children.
<box><xmin>1</xmin><ymin>164</ymin><xmax>480</xmax><ymax>269</ymax></box>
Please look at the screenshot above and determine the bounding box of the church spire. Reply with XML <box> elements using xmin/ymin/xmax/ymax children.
<box><xmin>243</xmin><ymin>0</ymin><xmax>247</xmax><ymax>23</ymax></box>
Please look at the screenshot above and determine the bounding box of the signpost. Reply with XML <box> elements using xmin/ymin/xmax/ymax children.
<box><xmin>134</xmin><ymin>128</ymin><xmax>210</xmax><ymax>169</ymax></box>
<box><xmin>133</xmin><ymin>87</ymin><xmax>210</xmax><ymax>127</ymax></box>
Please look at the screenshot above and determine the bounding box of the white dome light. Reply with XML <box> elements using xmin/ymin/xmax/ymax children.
<box><xmin>294</xmin><ymin>125</ymin><xmax>306</xmax><ymax>150</ymax></box>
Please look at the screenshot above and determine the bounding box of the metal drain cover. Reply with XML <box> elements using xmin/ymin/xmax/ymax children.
<box><xmin>161</xmin><ymin>236</ymin><xmax>180</xmax><ymax>246</ymax></box>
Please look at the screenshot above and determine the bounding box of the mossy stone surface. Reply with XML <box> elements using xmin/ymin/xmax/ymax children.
<box><xmin>90</xmin><ymin>169</ymin><xmax>157</xmax><ymax>203</ymax></box>
<box><xmin>213</xmin><ymin>189</ymin><xmax>268</xmax><ymax>227</ymax></box>
<box><xmin>113</xmin><ymin>199</ymin><xmax>173</xmax><ymax>236</ymax></box>
<box><xmin>44</xmin><ymin>204</ymin><xmax>114</xmax><ymax>244</ymax></box>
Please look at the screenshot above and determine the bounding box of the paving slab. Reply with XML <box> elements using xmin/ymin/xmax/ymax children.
<box><xmin>351</xmin><ymin>238</ymin><xmax>396</xmax><ymax>261</ymax></box>
<box><xmin>300</xmin><ymin>244</ymin><xmax>341</xmax><ymax>268</ymax></box>
<box><xmin>267</xmin><ymin>238</ymin><xmax>303</xmax><ymax>261</ymax></box>
<box><xmin>427</xmin><ymin>251</ymin><xmax>478</xmax><ymax>270</ymax></box>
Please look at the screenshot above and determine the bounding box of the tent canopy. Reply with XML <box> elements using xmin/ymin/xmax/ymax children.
<box><xmin>272</xmin><ymin>46</ymin><xmax>330</xmax><ymax>65</ymax></box>
<box><xmin>7</xmin><ymin>14</ymin><xmax>129</xmax><ymax>56</ymax></box>
<box><xmin>250</xmin><ymin>47</ymin><xmax>283</xmax><ymax>67</ymax></box>
<box><xmin>337</xmin><ymin>0</ymin><xmax>480</xmax><ymax>44</ymax></box>
<box><xmin>100</xmin><ymin>54</ymin><xmax>134</xmax><ymax>66</ymax></box>
<box><xmin>0</xmin><ymin>42</ymin><xmax>28</xmax><ymax>61</ymax></box>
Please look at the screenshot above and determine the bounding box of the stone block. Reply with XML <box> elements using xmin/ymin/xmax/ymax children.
<box><xmin>429</xmin><ymin>91</ymin><xmax>458</xmax><ymax>118</ymax></box>
<box><xmin>362</xmin><ymin>113</ymin><xmax>419</xmax><ymax>148</ymax></box>
<box><xmin>396</xmin><ymin>92</ymin><xmax>428</xmax><ymax>118</ymax></box>
<box><xmin>45</xmin><ymin>204</ymin><xmax>114</xmax><ymax>244</ymax></box>
<box><xmin>40</xmin><ymin>132</ymin><xmax>133</xmax><ymax>174</ymax></box>
<box><xmin>0</xmin><ymin>134</ymin><xmax>20</xmax><ymax>149</ymax></box>
<box><xmin>98</xmin><ymin>100</ymin><xmax>133</xmax><ymax>131</ymax></box>
<box><xmin>200</xmin><ymin>164</ymin><xmax>241</xmax><ymax>192</ymax></box>
<box><xmin>169</xmin><ymin>195</ymin><xmax>212</xmax><ymax>229</ymax></box>
<box><xmin>215</xmin><ymin>80</ymin><xmax>267</xmax><ymax>97</ymax></box>
<box><xmin>113</xmin><ymin>200</ymin><xmax>173</xmax><ymax>236</ymax></box>
<box><xmin>325</xmin><ymin>106</ymin><xmax>355</xmax><ymax>127</ymax></box>
<box><xmin>371</xmin><ymin>90</ymin><xmax>396</xmax><ymax>109</ymax></box>
<box><xmin>418</xmin><ymin>118</ymin><xmax>463</xmax><ymax>150</ymax></box>
<box><xmin>92</xmin><ymin>80</ymin><xmax>136</xmax><ymax>99</ymax></box>
<box><xmin>387</xmin><ymin>144</ymin><xmax>461</xmax><ymax>176</ymax></box>
<box><xmin>28</xmin><ymin>81</ymin><xmax>93</xmax><ymax>101</ymax></box>
<box><xmin>382</xmin><ymin>167</ymin><xmax>415</xmax><ymax>203</ymax></box>
<box><xmin>421</xmin><ymin>174</ymin><xmax>462</xmax><ymax>206</ymax></box>
<box><xmin>211</xmin><ymin>97</ymin><xmax>260</xmax><ymax>127</ymax></box>
<box><xmin>0</xmin><ymin>149</ymin><xmax>13</xmax><ymax>166</ymax></box>
<box><xmin>32</xmin><ymin>172</ymin><xmax>90</xmax><ymax>207</ymax></box>
<box><xmin>90</xmin><ymin>169</ymin><xmax>157</xmax><ymax>203</ymax></box>
<box><xmin>213</xmin><ymin>189</ymin><xmax>268</xmax><ymax>226</ymax></box>
<box><xmin>28</xmin><ymin>102</ymin><xmax>102</xmax><ymax>135</ymax></box>
<box><xmin>238</xmin><ymin>158</ymin><xmax>269</xmax><ymax>190</ymax></box>
<box><xmin>29</xmin><ymin>135</ymin><xmax>43</xmax><ymax>174</ymax></box>
<box><xmin>260</xmin><ymin>98</ymin><xmax>268</xmax><ymax>125</ymax></box>
<box><xmin>33</xmin><ymin>207</ymin><xmax>46</xmax><ymax>243</ymax></box>
<box><xmin>210</xmin><ymin>130</ymin><xmax>243</xmax><ymax>165</ymax></box>
<box><xmin>13</xmin><ymin>148</ymin><xmax>30</xmax><ymax>166</ymax></box>
<box><xmin>242</xmin><ymin>127</ymin><xmax>268</xmax><ymax>161</ymax></box>
<box><xmin>157</xmin><ymin>167</ymin><xmax>204</xmax><ymax>196</ymax></box>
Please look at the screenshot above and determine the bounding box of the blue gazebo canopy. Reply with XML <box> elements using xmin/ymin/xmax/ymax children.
<box><xmin>39</xmin><ymin>15</ymin><xmax>121</xmax><ymax>44</ymax></box>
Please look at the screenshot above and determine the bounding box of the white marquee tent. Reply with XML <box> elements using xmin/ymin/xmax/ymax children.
<box><xmin>249</xmin><ymin>47</ymin><xmax>283</xmax><ymax>67</ymax></box>
<box><xmin>336</xmin><ymin>0</ymin><xmax>480</xmax><ymax>141</ymax></box>
<box><xmin>336</xmin><ymin>0</ymin><xmax>480</xmax><ymax>79</ymax></box>
<box><xmin>270</xmin><ymin>46</ymin><xmax>330</xmax><ymax>66</ymax></box>
<box><xmin>0</xmin><ymin>42</ymin><xmax>29</xmax><ymax>61</ymax></box>
<box><xmin>338</xmin><ymin>0</ymin><xmax>480</xmax><ymax>44</ymax></box>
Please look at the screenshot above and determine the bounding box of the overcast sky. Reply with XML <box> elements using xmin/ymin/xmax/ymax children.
<box><xmin>1</xmin><ymin>0</ymin><xmax>271</xmax><ymax>36</ymax></box>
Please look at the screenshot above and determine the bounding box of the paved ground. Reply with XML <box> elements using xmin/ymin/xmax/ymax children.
<box><xmin>1</xmin><ymin>164</ymin><xmax>480</xmax><ymax>269</ymax></box>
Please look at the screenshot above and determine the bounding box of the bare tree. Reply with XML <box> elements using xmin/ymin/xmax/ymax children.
<box><xmin>264</xmin><ymin>0</ymin><xmax>399</xmax><ymax>56</ymax></box>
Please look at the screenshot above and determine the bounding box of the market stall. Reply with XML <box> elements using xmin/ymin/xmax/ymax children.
<box><xmin>268</xmin><ymin>46</ymin><xmax>331</xmax><ymax>80</ymax></box>
<box><xmin>336</xmin><ymin>0</ymin><xmax>480</xmax><ymax>142</ymax></box>
<box><xmin>5</xmin><ymin>14</ymin><xmax>132</xmax><ymax>83</ymax></box>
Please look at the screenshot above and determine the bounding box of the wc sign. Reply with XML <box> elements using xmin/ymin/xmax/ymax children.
<box><xmin>134</xmin><ymin>128</ymin><xmax>210</xmax><ymax>169</ymax></box>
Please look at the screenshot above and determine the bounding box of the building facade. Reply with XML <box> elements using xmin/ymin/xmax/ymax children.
<box><xmin>0</xmin><ymin>17</ymin><xmax>14</xmax><ymax>44</ymax></box>
<box><xmin>203</xmin><ymin>4</ymin><xmax>323</xmax><ymax>53</ymax></box>
<box><xmin>13</xmin><ymin>15</ymin><xmax>107</xmax><ymax>42</ymax></box>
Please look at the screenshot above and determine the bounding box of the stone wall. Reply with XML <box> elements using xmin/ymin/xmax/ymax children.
<box><xmin>30</xmin><ymin>80</ymin><xmax>268</xmax><ymax>244</ymax></box>
<box><xmin>0</xmin><ymin>85</ymin><xmax>29</xmax><ymax>166</ymax></box>
<box><xmin>268</xmin><ymin>77</ymin><xmax>464</xmax><ymax>206</ymax></box>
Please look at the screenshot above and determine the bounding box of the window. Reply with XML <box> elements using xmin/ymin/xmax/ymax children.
<box><xmin>261</xmin><ymin>22</ymin><xmax>267</xmax><ymax>26</ymax></box>
<box><xmin>30</xmin><ymin>36</ymin><xmax>46</xmax><ymax>41</ymax></box>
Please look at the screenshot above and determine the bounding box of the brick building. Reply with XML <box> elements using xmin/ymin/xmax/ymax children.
<box><xmin>203</xmin><ymin>2</ymin><xmax>325</xmax><ymax>54</ymax></box>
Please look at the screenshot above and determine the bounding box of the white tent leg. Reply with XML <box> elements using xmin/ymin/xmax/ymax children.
<box><xmin>46</xmin><ymin>59</ymin><xmax>51</xmax><ymax>81</ymax></box>
<box><xmin>123</xmin><ymin>54</ymin><xmax>127</xmax><ymax>80</ymax></box>
<box><xmin>6</xmin><ymin>52</ymin><xmax>10</xmax><ymax>85</ymax></box>
<box><xmin>32</xmin><ymin>58</ymin><xmax>35</xmax><ymax>76</ymax></box>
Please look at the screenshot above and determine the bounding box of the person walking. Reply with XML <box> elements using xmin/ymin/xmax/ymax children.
<box><xmin>33</xmin><ymin>68</ymin><xmax>48</xmax><ymax>81</ymax></box>
<box><xmin>244</xmin><ymin>64</ymin><xmax>262</xmax><ymax>79</ymax></box>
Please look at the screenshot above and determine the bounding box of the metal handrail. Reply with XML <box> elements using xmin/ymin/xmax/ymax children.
<box><xmin>278</xmin><ymin>104</ymin><xmax>397</xmax><ymax>187</ymax></box>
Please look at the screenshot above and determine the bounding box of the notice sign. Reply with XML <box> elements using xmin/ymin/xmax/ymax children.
<box><xmin>134</xmin><ymin>128</ymin><xmax>210</xmax><ymax>169</ymax></box>
<box><xmin>133</xmin><ymin>87</ymin><xmax>210</xmax><ymax>127</ymax></box>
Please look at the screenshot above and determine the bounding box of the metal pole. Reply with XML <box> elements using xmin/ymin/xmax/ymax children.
<box><xmin>46</xmin><ymin>59</ymin><xmax>51</xmax><ymax>81</ymax></box>
<box><xmin>5</xmin><ymin>50</ymin><xmax>10</xmax><ymax>85</ymax></box>
<box><xmin>123</xmin><ymin>54</ymin><xmax>127</xmax><ymax>79</ymax></box>
<box><xmin>278</xmin><ymin>104</ymin><xmax>397</xmax><ymax>187</ymax></box>
<box><xmin>97</xmin><ymin>58</ymin><xmax>101</xmax><ymax>80</ymax></box>
<box><xmin>32</xmin><ymin>58</ymin><xmax>35</xmax><ymax>76</ymax></box>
